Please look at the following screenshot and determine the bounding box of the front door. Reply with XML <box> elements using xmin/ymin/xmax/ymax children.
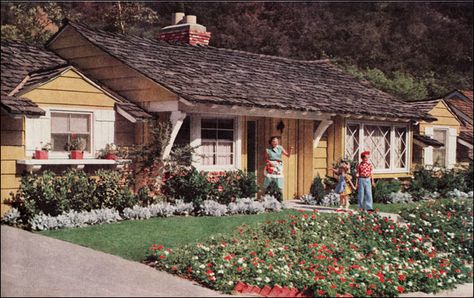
<box><xmin>246</xmin><ymin>121</ymin><xmax>257</xmax><ymax>173</ymax></box>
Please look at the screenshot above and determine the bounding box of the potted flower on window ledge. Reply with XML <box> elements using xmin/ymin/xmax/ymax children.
<box><xmin>34</xmin><ymin>142</ymin><xmax>51</xmax><ymax>159</ymax></box>
<box><xmin>67</xmin><ymin>135</ymin><xmax>86</xmax><ymax>159</ymax></box>
<box><xmin>98</xmin><ymin>143</ymin><xmax>119</xmax><ymax>160</ymax></box>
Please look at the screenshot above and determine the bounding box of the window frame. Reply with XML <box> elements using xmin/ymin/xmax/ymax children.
<box><xmin>190</xmin><ymin>114</ymin><xmax>241</xmax><ymax>171</ymax></box>
<box><xmin>431</xmin><ymin>127</ymin><xmax>449</xmax><ymax>168</ymax></box>
<box><xmin>345</xmin><ymin>120</ymin><xmax>410</xmax><ymax>173</ymax></box>
<box><xmin>49</xmin><ymin>110</ymin><xmax>94</xmax><ymax>159</ymax></box>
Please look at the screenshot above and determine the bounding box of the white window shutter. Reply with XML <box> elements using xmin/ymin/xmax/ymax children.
<box><xmin>423</xmin><ymin>127</ymin><xmax>434</xmax><ymax>166</ymax></box>
<box><xmin>447</xmin><ymin>128</ymin><xmax>458</xmax><ymax>169</ymax></box>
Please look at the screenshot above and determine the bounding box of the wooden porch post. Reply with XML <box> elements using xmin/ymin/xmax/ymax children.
<box><xmin>162</xmin><ymin>111</ymin><xmax>186</xmax><ymax>159</ymax></box>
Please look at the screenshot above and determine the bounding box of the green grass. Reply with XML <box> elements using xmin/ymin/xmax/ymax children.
<box><xmin>38</xmin><ymin>209</ymin><xmax>302</xmax><ymax>262</ymax></box>
<box><xmin>349</xmin><ymin>202</ymin><xmax>415</xmax><ymax>214</ymax></box>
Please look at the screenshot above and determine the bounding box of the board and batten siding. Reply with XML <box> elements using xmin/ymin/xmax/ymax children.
<box><xmin>1</xmin><ymin>111</ymin><xmax>24</xmax><ymax>215</ymax></box>
<box><xmin>251</xmin><ymin>117</ymin><xmax>313</xmax><ymax>200</ymax></box>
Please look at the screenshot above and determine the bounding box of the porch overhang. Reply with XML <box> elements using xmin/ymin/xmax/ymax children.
<box><xmin>178</xmin><ymin>100</ymin><xmax>333</xmax><ymax>121</ymax></box>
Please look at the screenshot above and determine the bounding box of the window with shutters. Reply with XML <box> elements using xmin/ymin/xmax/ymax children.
<box><xmin>345</xmin><ymin>121</ymin><xmax>409</xmax><ymax>172</ymax></box>
<box><xmin>432</xmin><ymin>129</ymin><xmax>447</xmax><ymax>167</ymax></box>
<box><xmin>51</xmin><ymin>112</ymin><xmax>91</xmax><ymax>152</ymax></box>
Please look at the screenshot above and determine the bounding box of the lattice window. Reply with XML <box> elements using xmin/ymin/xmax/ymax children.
<box><xmin>345</xmin><ymin>124</ymin><xmax>360</xmax><ymax>161</ymax></box>
<box><xmin>394</xmin><ymin>127</ymin><xmax>407</xmax><ymax>168</ymax></box>
<box><xmin>364</xmin><ymin>125</ymin><xmax>390</xmax><ymax>169</ymax></box>
<box><xmin>345</xmin><ymin>121</ymin><xmax>409</xmax><ymax>172</ymax></box>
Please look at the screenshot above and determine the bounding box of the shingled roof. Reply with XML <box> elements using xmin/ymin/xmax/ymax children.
<box><xmin>52</xmin><ymin>20</ymin><xmax>435</xmax><ymax>122</ymax></box>
<box><xmin>1</xmin><ymin>40</ymin><xmax>150</xmax><ymax>120</ymax></box>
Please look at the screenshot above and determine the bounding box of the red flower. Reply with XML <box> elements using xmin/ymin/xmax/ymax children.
<box><xmin>455</xmin><ymin>269</ymin><xmax>461</xmax><ymax>273</ymax></box>
<box><xmin>171</xmin><ymin>266</ymin><xmax>177</xmax><ymax>271</ymax></box>
<box><xmin>427</xmin><ymin>273</ymin><xmax>433</xmax><ymax>279</ymax></box>
<box><xmin>207</xmin><ymin>263</ymin><xmax>213</xmax><ymax>268</ymax></box>
<box><xmin>398</xmin><ymin>274</ymin><xmax>405</xmax><ymax>281</ymax></box>
<box><xmin>269</xmin><ymin>251</ymin><xmax>274</xmax><ymax>257</ymax></box>
<box><xmin>157</xmin><ymin>245</ymin><xmax>163</xmax><ymax>250</ymax></box>
<box><xmin>318</xmin><ymin>290</ymin><xmax>325</xmax><ymax>296</ymax></box>
<box><xmin>187</xmin><ymin>267</ymin><xmax>193</xmax><ymax>273</ymax></box>
<box><xmin>397</xmin><ymin>286</ymin><xmax>405</xmax><ymax>293</ymax></box>
<box><xmin>291</xmin><ymin>229</ymin><xmax>297</xmax><ymax>235</ymax></box>
<box><xmin>376</xmin><ymin>271</ymin><xmax>385</xmax><ymax>283</ymax></box>
<box><xmin>366</xmin><ymin>289</ymin><xmax>373</xmax><ymax>295</ymax></box>
<box><xmin>331</xmin><ymin>284</ymin><xmax>337</xmax><ymax>289</ymax></box>
<box><xmin>159</xmin><ymin>255</ymin><xmax>165</xmax><ymax>259</ymax></box>
<box><xmin>237</xmin><ymin>267</ymin><xmax>243</xmax><ymax>272</ymax></box>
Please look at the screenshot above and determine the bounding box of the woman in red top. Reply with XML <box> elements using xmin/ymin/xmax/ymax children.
<box><xmin>355</xmin><ymin>151</ymin><xmax>375</xmax><ymax>211</ymax></box>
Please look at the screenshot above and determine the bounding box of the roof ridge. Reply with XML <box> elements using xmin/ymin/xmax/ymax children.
<box><xmin>63</xmin><ymin>18</ymin><xmax>331</xmax><ymax>65</ymax></box>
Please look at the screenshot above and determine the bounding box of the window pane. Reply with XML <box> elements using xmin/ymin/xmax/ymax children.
<box><xmin>202</xmin><ymin>119</ymin><xmax>218</xmax><ymax>129</ymax></box>
<box><xmin>364</xmin><ymin>125</ymin><xmax>390</xmax><ymax>169</ymax></box>
<box><xmin>433</xmin><ymin>129</ymin><xmax>447</xmax><ymax>167</ymax></box>
<box><xmin>201</xmin><ymin>141</ymin><xmax>216</xmax><ymax>165</ymax></box>
<box><xmin>218</xmin><ymin>119</ymin><xmax>234</xmax><ymax>129</ymax></box>
<box><xmin>394</xmin><ymin>127</ymin><xmax>407</xmax><ymax>168</ymax></box>
<box><xmin>51</xmin><ymin>134</ymin><xmax>69</xmax><ymax>151</ymax></box>
<box><xmin>218</xmin><ymin>130</ymin><xmax>233</xmax><ymax>140</ymax></box>
<box><xmin>76</xmin><ymin>134</ymin><xmax>91</xmax><ymax>152</ymax></box>
<box><xmin>216</xmin><ymin>142</ymin><xmax>233</xmax><ymax>165</ymax></box>
<box><xmin>70</xmin><ymin>114</ymin><xmax>90</xmax><ymax>133</ymax></box>
<box><xmin>345</xmin><ymin>124</ymin><xmax>360</xmax><ymax>161</ymax></box>
<box><xmin>51</xmin><ymin>113</ymin><xmax>69</xmax><ymax>133</ymax></box>
<box><xmin>202</xmin><ymin>129</ymin><xmax>217</xmax><ymax>140</ymax></box>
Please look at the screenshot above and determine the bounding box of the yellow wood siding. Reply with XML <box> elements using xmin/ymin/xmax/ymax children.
<box><xmin>240</xmin><ymin>116</ymin><xmax>248</xmax><ymax>170</ymax></box>
<box><xmin>22</xmin><ymin>69</ymin><xmax>116</xmax><ymax>108</ymax></box>
<box><xmin>314</xmin><ymin>129</ymin><xmax>328</xmax><ymax>178</ymax></box>
<box><xmin>419</xmin><ymin>101</ymin><xmax>460</xmax><ymax>134</ymax></box>
<box><xmin>49</xmin><ymin>28</ymin><xmax>179</xmax><ymax>103</ymax></box>
<box><xmin>252</xmin><ymin>117</ymin><xmax>313</xmax><ymax>200</ymax></box>
<box><xmin>326</xmin><ymin>116</ymin><xmax>345</xmax><ymax>175</ymax></box>
<box><xmin>1</xmin><ymin>113</ymin><xmax>25</xmax><ymax>216</ymax></box>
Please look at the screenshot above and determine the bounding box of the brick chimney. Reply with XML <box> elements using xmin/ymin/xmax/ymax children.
<box><xmin>157</xmin><ymin>12</ymin><xmax>211</xmax><ymax>46</ymax></box>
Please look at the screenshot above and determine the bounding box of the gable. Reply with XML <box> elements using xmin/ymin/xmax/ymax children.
<box><xmin>47</xmin><ymin>25</ymin><xmax>178</xmax><ymax>104</ymax></box>
<box><xmin>20</xmin><ymin>68</ymin><xmax>116</xmax><ymax>108</ymax></box>
<box><xmin>419</xmin><ymin>100</ymin><xmax>460</xmax><ymax>134</ymax></box>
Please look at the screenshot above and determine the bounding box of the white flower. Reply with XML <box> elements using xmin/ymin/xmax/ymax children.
<box><xmin>264</xmin><ymin>277</ymin><xmax>271</xmax><ymax>283</ymax></box>
<box><xmin>199</xmin><ymin>264</ymin><xmax>205</xmax><ymax>269</ymax></box>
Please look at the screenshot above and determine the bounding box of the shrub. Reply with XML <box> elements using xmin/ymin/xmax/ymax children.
<box><xmin>122</xmin><ymin>205</ymin><xmax>152</xmax><ymax>220</ymax></box>
<box><xmin>148</xmin><ymin>202</ymin><xmax>176</xmax><ymax>217</ymax></box>
<box><xmin>321</xmin><ymin>191</ymin><xmax>340</xmax><ymax>207</ymax></box>
<box><xmin>1</xmin><ymin>208</ymin><xmax>21</xmax><ymax>226</ymax></box>
<box><xmin>387</xmin><ymin>191</ymin><xmax>413</xmax><ymax>204</ymax></box>
<box><xmin>62</xmin><ymin>169</ymin><xmax>97</xmax><ymax>211</ymax></box>
<box><xmin>174</xmin><ymin>199</ymin><xmax>194</xmax><ymax>215</ymax></box>
<box><xmin>264</xmin><ymin>180</ymin><xmax>283</xmax><ymax>202</ymax></box>
<box><xmin>162</xmin><ymin>167</ymin><xmax>213</xmax><ymax>207</ymax></box>
<box><xmin>373</xmin><ymin>179</ymin><xmax>401</xmax><ymax>203</ymax></box>
<box><xmin>29</xmin><ymin>208</ymin><xmax>122</xmax><ymax>231</ymax></box>
<box><xmin>464</xmin><ymin>161</ymin><xmax>473</xmax><ymax>192</ymax></box>
<box><xmin>199</xmin><ymin>200</ymin><xmax>228</xmax><ymax>217</ymax></box>
<box><xmin>261</xmin><ymin>195</ymin><xmax>282</xmax><ymax>212</ymax></box>
<box><xmin>309</xmin><ymin>175</ymin><xmax>325</xmax><ymax>201</ymax></box>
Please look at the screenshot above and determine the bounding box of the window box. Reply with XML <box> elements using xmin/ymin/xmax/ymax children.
<box><xmin>17</xmin><ymin>159</ymin><xmax>130</xmax><ymax>173</ymax></box>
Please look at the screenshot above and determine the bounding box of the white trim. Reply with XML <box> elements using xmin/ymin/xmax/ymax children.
<box><xmin>458</xmin><ymin>138</ymin><xmax>473</xmax><ymax>149</ymax></box>
<box><xmin>116</xmin><ymin>106</ymin><xmax>137</xmax><ymax>123</ymax></box>
<box><xmin>162</xmin><ymin>111</ymin><xmax>186</xmax><ymax>159</ymax></box>
<box><xmin>345</xmin><ymin>120</ymin><xmax>410</xmax><ymax>173</ymax></box>
<box><xmin>190</xmin><ymin>114</ymin><xmax>242</xmax><ymax>171</ymax></box>
<box><xmin>313</xmin><ymin>120</ymin><xmax>333</xmax><ymax>149</ymax></box>
<box><xmin>143</xmin><ymin>101</ymin><xmax>179</xmax><ymax>112</ymax></box>
<box><xmin>180</xmin><ymin>102</ymin><xmax>332</xmax><ymax>121</ymax></box>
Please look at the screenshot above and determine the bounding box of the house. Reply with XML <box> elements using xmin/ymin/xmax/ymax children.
<box><xmin>411</xmin><ymin>98</ymin><xmax>461</xmax><ymax>169</ymax></box>
<box><xmin>1</xmin><ymin>14</ymin><xmax>436</xmax><ymax>213</ymax></box>
<box><xmin>443</xmin><ymin>90</ymin><xmax>473</xmax><ymax>164</ymax></box>
<box><xmin>411</xmin><ymin>90</ymin><xmax>473</xmax><ymax>169</ymax></box>
<box><xmin>1</xmin><ymin>41</ymin><xmax>151</xmax><ymax>215</ymax></box>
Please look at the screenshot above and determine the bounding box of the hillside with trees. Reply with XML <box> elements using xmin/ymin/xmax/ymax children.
<box><xmin>1</xmin><ymin>1</ymin><xmax>472</xmax><ymax>100</ymax></box>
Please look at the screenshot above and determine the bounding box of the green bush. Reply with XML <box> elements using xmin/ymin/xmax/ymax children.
<box><xmin>264</xmin><ymin>180</ymin><xmax>283</xmax><ymax>202</ymax></box>
<box><xmin>162</xmin><ymin>167</ymin><xmax>213</xmax><ymax>207</ymax></box>
<box><xmin>373</xmin><ymin>179</ymin><xmax>401</xmax><ymax>203</ymax></box>
<box><xmin>408</xmin><ymin>165</ymin><xmax>471</xmax><ymax>199</ymax></box>
<box><xmin>9</xmin><ymin>168</ymin><xmax>136</xmax><ymax>223</ymax></box>
<box><xmin>309</xmin><ymin>175</ymin><xmax>325</xmax><ymax>202</ymax></box>
<box><xmin>94</xmin><ymin>169</ymin><xmax>137</xmax><ymax>211</ymax></box>
<box><xmin>162</xmin><ymin>168</ymin><xmax>259</xmax><ymax>206</ymax></box>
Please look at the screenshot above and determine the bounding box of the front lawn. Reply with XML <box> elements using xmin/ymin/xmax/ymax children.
<box><xmin>39</xmin><ymin>209</ymin><xmax>301</xmax><ymax>261</ymax></box>
<box><xmin>349</xmin><ymin>202</ymin><xmax>416</xmax><ymax>214</ymax></box>
<box><xmin>150</xmin><ymin>199</ymin><xmax>473</xmax><ymax>297</ymax></box>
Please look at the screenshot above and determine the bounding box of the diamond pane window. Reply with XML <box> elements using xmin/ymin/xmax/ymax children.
<box><xmin>345</xmin><ymin>121</ymin><xmax>409</xmax><ymax>172</ymax></box>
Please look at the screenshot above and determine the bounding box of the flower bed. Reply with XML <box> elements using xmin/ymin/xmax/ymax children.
<box><xmin>2</xmin><ymin>196</ymin><xmax>283</xmax><ymax>231</ymax></box>
<box><xmin>148</xmin><ymin>201</ymin><xmax>473</xmax><ymax>297</ymax></box>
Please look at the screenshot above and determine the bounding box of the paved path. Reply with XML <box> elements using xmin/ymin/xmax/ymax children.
<box><xmin>1</xmin><ymin>225</ymin><xmax>230</xmax><ymax>297</ymax></box>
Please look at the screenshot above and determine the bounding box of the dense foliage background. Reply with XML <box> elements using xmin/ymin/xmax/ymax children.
<box><xmin>1</xmin><ymin>1</ymin><xmax>472</xmax><ymax>100</ymax></box>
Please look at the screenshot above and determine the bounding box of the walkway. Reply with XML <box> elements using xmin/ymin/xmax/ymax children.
<box><xmin>1</xmin><ymin>225</ymin><xmax>230</xmax><ymax>297</ymax></box>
